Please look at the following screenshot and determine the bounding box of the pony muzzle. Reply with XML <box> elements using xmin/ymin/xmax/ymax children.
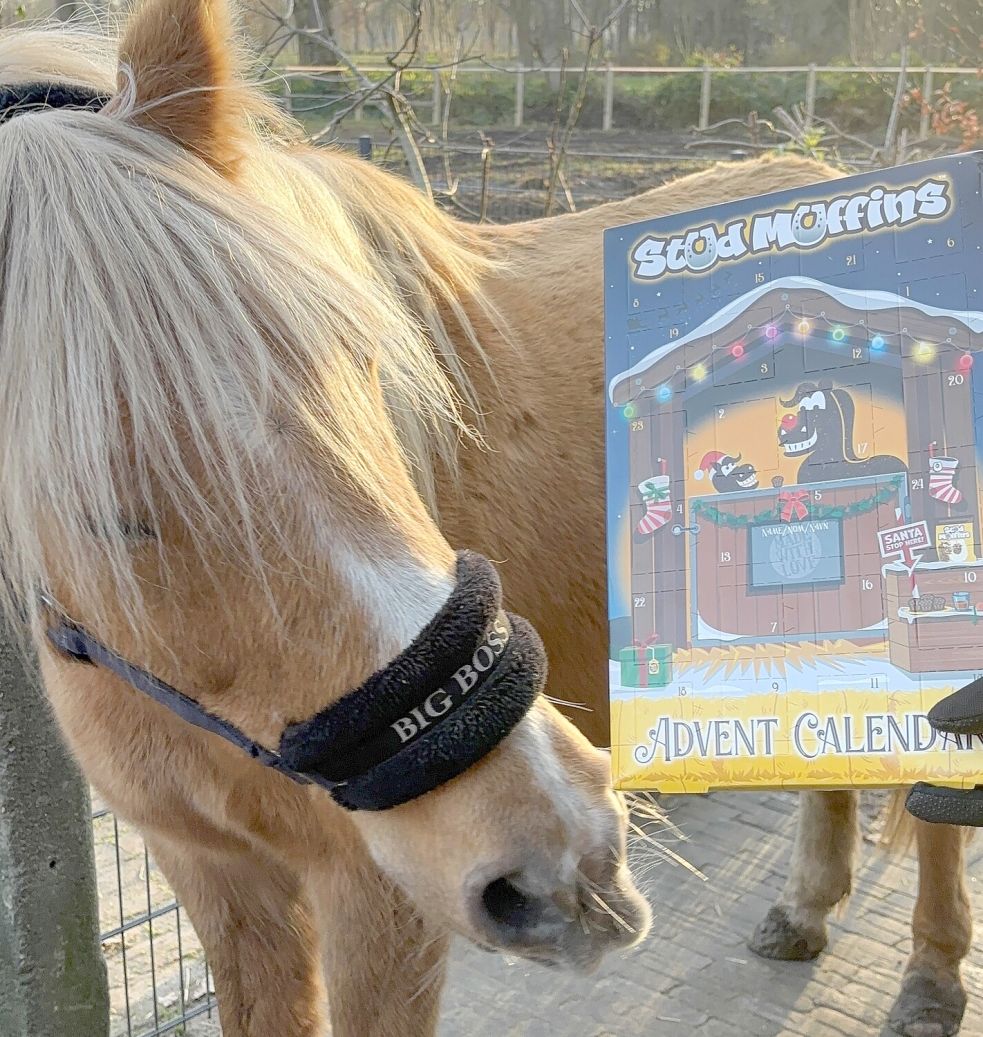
<box><xmin>466</xmin><ymin>854</ymin><xmax>649</xmax><ymax>969</ymax></box>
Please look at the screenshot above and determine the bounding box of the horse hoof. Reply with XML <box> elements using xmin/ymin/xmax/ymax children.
<box><xmin>889</xmin><ymin>970</ymin><xmax>966</xmax><ymax>1037</ymax></box>
<box><xmin>747</xmin><ymin>905</ymin><xmax>826</xmax><ymax>961</ymax></box>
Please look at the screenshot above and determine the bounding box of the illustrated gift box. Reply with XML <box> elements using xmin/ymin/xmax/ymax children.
<box><xmin>619</xmin><ymin>636</ymin><xmax>673</xmax><ymax>688</ymax></box>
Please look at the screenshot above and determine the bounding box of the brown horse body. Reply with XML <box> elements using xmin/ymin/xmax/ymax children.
<box><xmin>0</xmin><ymin>5</ymin><xmax>969</xmax><ymax>1036</ymax></box>
<box><xmin>445</xmin><ymin>160</ymin><xmax>970</xmax><ymax>1037</ymax></box>
<box><xmin>320</xmin><ymin>150</ymin><xmax>970</xmax><ymax>1033</ymax></box>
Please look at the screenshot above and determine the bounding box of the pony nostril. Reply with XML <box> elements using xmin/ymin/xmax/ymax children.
<box><xmin>481</xmin><ymin>876</ymin><xmax>541</xmax><ymax>930</ymax></box>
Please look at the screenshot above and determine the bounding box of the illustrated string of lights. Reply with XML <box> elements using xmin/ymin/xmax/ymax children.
<box><xmin>623</xmin><ymin>306</ymin><xmax>975</xmax><ymax>416</ymax></box>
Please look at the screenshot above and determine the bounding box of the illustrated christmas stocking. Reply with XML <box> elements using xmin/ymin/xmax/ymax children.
<box><xmin>929</xmin><ymin>454</ymin><xmax>963</xmax><ymax>506</ymax></box>
<box><xmin>637</xmin><ymin>476</ymin><xmax>671</xmax><ymax>535</ymax></box>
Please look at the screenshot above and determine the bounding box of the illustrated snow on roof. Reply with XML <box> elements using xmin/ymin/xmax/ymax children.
<box><xmin>608</xmin><ymin>275</ymin><xmax>983</xmax><ymax>407</ymax></box>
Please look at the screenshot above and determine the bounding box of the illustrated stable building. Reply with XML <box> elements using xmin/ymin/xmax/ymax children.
<box><xmin>604</xmin><ymin>155</ymin><xmax>983</xmax><ymax>793</ymax></box>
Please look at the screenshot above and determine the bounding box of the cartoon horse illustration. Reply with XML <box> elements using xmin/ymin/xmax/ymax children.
<box><xmin>694</xmin><ymin>450</ymin><xmax>760</xmax><ymax>492</ymax></box>
<box><xmin>777</xmin><ymin>382</ymin><xmax>906</xmax><ymax>483</ymax></box>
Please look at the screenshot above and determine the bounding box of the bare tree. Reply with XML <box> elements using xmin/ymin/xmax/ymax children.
<box><xmin>255</xmin><ymin>0</ymin><xmax>434</xmax><ymax>197</ymax></box>
<box><xmin>543</xmin><ymin>0</ymin><xmax>630</xmax><ymax>216</ymax></box>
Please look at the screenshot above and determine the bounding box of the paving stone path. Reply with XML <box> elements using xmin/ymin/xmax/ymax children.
<box><xmin>171</xmin><ymin>789</ymin><xmax>983</xmax><ymax>1036</ymax></box>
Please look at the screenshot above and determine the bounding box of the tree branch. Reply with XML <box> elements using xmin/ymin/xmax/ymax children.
<box><xmin>543</xmin><ymin>0</ymin><xmax>631</xmax><ymax>217</ymax></box>
<box><xmin>252</xmin><ymin>0</ymin><xmax>433</xmax><ymax>199</ymax></box>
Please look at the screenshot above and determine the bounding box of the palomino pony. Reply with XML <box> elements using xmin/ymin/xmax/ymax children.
<box><xmin>0</xmin><ymin>7</ymin><xmax>969</xmax><ymax>1037</ymax></box>
<box><xmin>0</xmin><ymin>5</ymin><xmax>653</xmax><ymax>1037</ymax></box>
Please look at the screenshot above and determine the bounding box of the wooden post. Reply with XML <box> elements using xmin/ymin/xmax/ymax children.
<box><xmin>0</xmin><ymin>633</ymin><xmax>109</xmax><ymax>1037</ymax></box>
<box><xmin>603</xmin><ymin>63</ymin><xmax>614</xmax><ymax>131</ymax></box>
<box><xmin>920</xmin><ymin>67</ymin><xmax>934</xmax><ymax>139</ymax></box>
<box><xmin>805</xmin><ymin>63</ymin><xmax>817</xmax><ymax>128</ymax></box>
<box><xmin>514</xmin><ymin>66</ymin><xmax>525</xmax><ymax>128</ymax></box>
<box><xmin>283</xmin><ymin>77</ymin><xmax>293</xmax><ymax>117</ymax></box>
<box><xmin>699</xmin><ymin>66</ymin><xmax>711</xmax><ymax>130</ymax></box>
<box><xmin>478</xmin><ymin>140</ymin><xmax>493</xmax><ymax>224</ymax></box>
<box><xmin>354</xmin><ymin>73</ymin><xmax>365</xmax><ymax>121</ymax></box>
<box><xmin>431</xmin><ymin>71</ymin><xmax>441</xmax><ymax>128</ymax></box>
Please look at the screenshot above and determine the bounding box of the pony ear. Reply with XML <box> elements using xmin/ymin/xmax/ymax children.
<box><xmin>117</xmin><ymin>0</ymin><xmax>246</xmax><ymax>176</ymax></box>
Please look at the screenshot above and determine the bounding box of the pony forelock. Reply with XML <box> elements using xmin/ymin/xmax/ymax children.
<box><xmin>0</xmin><ymin>33</ymin><xmax>492</xmax><ymax>635</ymax></box>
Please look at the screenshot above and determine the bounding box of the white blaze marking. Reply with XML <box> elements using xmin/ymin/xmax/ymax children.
<box><xmin>331</xmin><ymin>539</ymin><xmax>454</xmax><ymax>654</ymax></box>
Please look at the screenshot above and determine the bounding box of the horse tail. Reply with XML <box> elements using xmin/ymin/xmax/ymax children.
<box><xmin>878</xmin><ymin>790</ymin><xmax>917</xmax><ymax>857</ymax></box>
<box><xmin>831</xmin><ymin>388</ymin><xmax>861</xmax><ymax>462</ymax></box>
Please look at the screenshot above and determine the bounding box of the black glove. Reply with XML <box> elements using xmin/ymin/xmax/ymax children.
<box><xmin>905</xmin><ymin>675</ymin><xmax>983</xmax><ymax>826</ymax></box>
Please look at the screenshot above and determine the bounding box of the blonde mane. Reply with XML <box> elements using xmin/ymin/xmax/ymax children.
<box><xmin>0</xmin><ymin>26</ymin><xmax>116</xmax><ymax>91</ymax></box>
<box><xmin>0</xmin><ymin>24</ymin><xmax>494</xmax><ymax>631</ymax></box>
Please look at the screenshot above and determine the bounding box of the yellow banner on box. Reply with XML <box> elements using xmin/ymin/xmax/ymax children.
<box><xmin>611</xmin><ymin>686</ymin><xmax>983</xmax><ymax>794</ymax></box>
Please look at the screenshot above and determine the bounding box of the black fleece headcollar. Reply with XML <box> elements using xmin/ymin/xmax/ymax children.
<box><xmin>46</xmin><ymin>551</ymin><xmax>546</xmax><ymax>811</ymax></box>
<box><xmin>0</xmin><ymin>82</ymin><xmax>109</xmax><ymax>124</ymax></box>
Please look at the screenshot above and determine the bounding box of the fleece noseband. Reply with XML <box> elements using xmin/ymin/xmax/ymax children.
<box><xmin>46</xmin><ymin>552</ymin><xmax>546</xmax><ymax>811</ymax></box>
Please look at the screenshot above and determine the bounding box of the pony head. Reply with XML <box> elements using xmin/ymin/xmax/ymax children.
<box><xmin>0</xmin><ymin>0</ymin><xmax>649</xmax><ymax>969</ymax></box>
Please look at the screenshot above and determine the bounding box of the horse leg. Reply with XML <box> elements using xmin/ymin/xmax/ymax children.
<box><xmin>889</xmin><ymin>821</ymin><xmax>970</xmax><ymax>1037</ymax></box>
<box><xmin>309</xmin><ymin>831</ymin><xmax>450</xmax><ymax>1037</ymax></box>
<box><xmin>145</xmin><ymin>830</ymin><xmax>325</xmax><ymax>1037</ymax></box>
<box><xmin>749</xmin><ymin>790</ymin><xmax>859</xmax><ymax>960</ymax></box>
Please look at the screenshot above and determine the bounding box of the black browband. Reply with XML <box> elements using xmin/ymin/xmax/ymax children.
<box><xmin>0</xmin><ymin>82</ymin><xmax>110</xmax><ymax>123</ymax></box>
<box><xmin>46</xmin><ymin>552</ymin><xmax>546</xmax><ymax>811</ymax></box>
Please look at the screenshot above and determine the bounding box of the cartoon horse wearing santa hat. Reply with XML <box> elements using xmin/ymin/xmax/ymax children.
<box><xmin>694</xmin><ymin>450</ymin><xmax>760</xmax><ymax>493</ymax></box>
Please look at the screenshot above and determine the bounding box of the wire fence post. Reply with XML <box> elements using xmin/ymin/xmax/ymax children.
<box><xmin>431</xmin><ymin>70</ymin><xmax>441</xmax><ymax>127</ymax></box>
<box><xmin>699</xmin><ymin>65</ymin><xmax>711</xmax><ymax>130</ymax></box>
<box><xmin>805</xmin><ymin>63</ymin><xmax>817</xmax><ymax>128</ymax></box>
<box><xmin>514</xmin><ymin>65</ymin><xmax>524</xmax><ymax>128</ymax></box>
<box><xmin>920</xmin><ymin>66</ymin><xmax>934</xmax><ymax>139</ymax></box>
<box><xmin>0</xmin><ymin>630</ymin><xmax>109</xmax><ymax>1037</ymax></box>
<box><xmin>603</xmin><ymin>62</ymin><xmax>614</xmax><ymax>130</ymax></box>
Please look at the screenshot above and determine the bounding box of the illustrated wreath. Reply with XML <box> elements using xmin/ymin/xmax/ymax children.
<box><xmin>690</xmin><ymin>483</ymin><xmax>899</xmax><ymax>528</ymax></box>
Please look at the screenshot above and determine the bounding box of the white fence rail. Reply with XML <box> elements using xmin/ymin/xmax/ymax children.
<box><xmin>278</xmin><ymin>62</ymin><xmax>981</xmax><ymax>134</ymax></box>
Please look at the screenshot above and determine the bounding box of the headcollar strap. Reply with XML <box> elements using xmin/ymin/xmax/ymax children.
<box><xmin>0</xmin><ymin>82</ymin><xmax>110</xmax><ymax>124</ymax></box>
<box><xmin>45</xmin><ymin>551</ymin><xmax>545</xmax><ymax>811</ymax></box>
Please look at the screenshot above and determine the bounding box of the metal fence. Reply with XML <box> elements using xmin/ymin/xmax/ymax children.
<box><xmin>93</xmin><ymin>801</ymin><xmax>218</xmax><ymax>1037</ymax></box>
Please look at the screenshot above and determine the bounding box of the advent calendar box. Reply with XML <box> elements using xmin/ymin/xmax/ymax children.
<box><xmin>604</xmin><ymin>153</ymin><xmax>983</xmax><ymax>792</ymax></box>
